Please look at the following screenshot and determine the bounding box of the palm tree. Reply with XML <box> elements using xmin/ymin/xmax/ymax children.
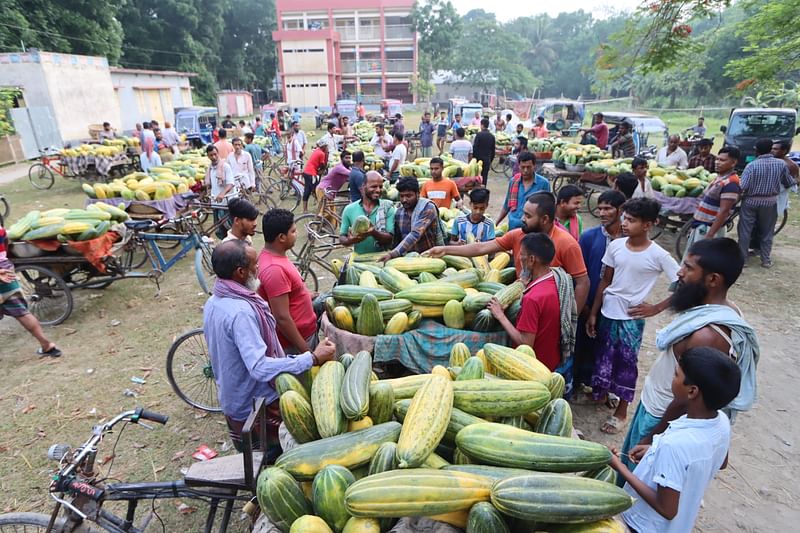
<box><xmin>522</xmin><ymin>16</ymin><xmax>558</xmax><ymax>75</ymax></box>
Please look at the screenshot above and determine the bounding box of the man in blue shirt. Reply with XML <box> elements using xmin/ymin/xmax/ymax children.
<box><xmin>203</xmin><ymin>240</ymin><xmax>335</xmax><ymax>456</ymax></box>
<box><xmin>348</xmin><ymin>151</ymin><xmax>367</xmax><ymax>203</ymax></box>
<box><xmin>291</xmin><ymin>108</ymin><xmax>302</xmax><ymax>124</ymax></box>
<box><xmin>574</xmin><ymin>190</ymin><xmax>625</xmax><ymax>391</ymax></box>
<box><xmin>419</xmin><ymin>111</ymin><xmax>435</xmax><ymax>157</ymax></box>
<box><xmin>496</xmin><ymin>152</ymin><xmax>550</xmax><ymax>230</ymax></box>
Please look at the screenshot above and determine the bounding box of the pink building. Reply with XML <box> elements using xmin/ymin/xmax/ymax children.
<box><xmin>272</xmin><ymin>0</ymin><xmax>417</xmax><ymax>109</ymax></box>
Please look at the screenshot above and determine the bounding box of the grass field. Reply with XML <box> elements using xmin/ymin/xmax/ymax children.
<box><xmin>1</xmin><ymin>111</ymin><xmax>798</xmax><ymax>529</ymax></box>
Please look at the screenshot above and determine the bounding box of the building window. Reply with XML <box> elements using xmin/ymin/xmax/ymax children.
<box><xmin>282</xmin><ymin>19</ymin><xmax>302</xmax><ymax>30</ymax></box>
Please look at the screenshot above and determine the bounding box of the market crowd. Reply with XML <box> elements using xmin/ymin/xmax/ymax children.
<box><xmin>4</xmin><ymin>106</ymin><xmax>791</xmax><ymax>532</ymax></box>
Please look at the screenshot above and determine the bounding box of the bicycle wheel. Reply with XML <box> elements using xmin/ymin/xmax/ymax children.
<box><xmin>194</xmin><ymin>240</ymin><xmax>216</xmax><ymax>295</ymax></box>
<box><xmin>265</xmin><ymin>179</ymin><xmax>301</xmax><ymax>213</ymax></box>
<box><xmin>28</xmin><ymin>163</ymin><xmax>55</xmax><ymax>190</ymax></box>
<box><xmin>0</xmin><ymin>512</ymin><xmax>98</xmax><ymax>532</ymax></box>
<box><xmin>15</xmin><ymin>265</ymin><xmax>73</xmax><ymax>326</ymax></box>
<box><xmin>674</xmin><ymin>219</ymin><xmax>694</xmax><ymax>259</ymax></box>
<box><xmin>293</xmin><ymin>214</ymin><xmax>337</xmax><ymax>260</ymax></box>
<box><xmin>293</xmin><ymin>261</ymin><xmax>319</xmax><ymax>292</ymax></box>
<box><xmin>166</xmin><ymin>328</ymin><xmax>221</xmax><ymax>413</ymax></box>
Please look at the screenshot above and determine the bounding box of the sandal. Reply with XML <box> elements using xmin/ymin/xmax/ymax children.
<box><xmin>37</xmin><ymin>346</ymin><xmax>62</xmax><ymax>358</ymax></box>
<box><xmin>601</xmin><ymin>415</ymin><xmax>623</xmax><ymax>434</ymax></box>
<box><xmin>605</xmin><ymin>393</ymin><xmax>620</xmax><ymax>410</ymax></box>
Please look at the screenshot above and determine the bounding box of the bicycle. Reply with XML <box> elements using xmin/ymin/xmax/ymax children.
<box><xmin>673</xmin><ymin>204</ymin><xmax>789</xmax><ymax>258</ymax></box>
<box><xmin>117</xmin><ymin>211</ymin><xmax>216</xmax><ymax>295</ymax></box>
<box><xmin>0</xmin><ymin>404</ymin><xmax>270</xmax><ymax>532</ymax></box>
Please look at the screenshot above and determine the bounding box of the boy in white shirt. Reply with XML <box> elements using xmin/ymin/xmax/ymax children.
<box><xmin>586</xmin><ymin>197</ymin><xmax>680</xmax><ymax>434</ymax></box>
<box><xmin>611</xmin><ymin>346</ymin><xmax>740</xmax><ymax>533</ymax></box>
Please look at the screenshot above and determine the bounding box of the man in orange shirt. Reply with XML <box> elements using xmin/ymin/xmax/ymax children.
<box><xmin>420</xmin><ymin>157</ymin><xmax>462</xmax><ymax>209</ymax></box>
<box><xmin>426</xmin><ymin>192</ymin><xmax>589</xmax><ymax>313</ymax></box>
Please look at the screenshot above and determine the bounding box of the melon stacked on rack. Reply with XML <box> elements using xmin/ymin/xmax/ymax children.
<box><xmin>260</xmin><ymin>344</ymin><xmax>633</xmax><ymax>532</ymax></box>
<box><xmin>324</xmin><ymin>251</ymin><xmax>523</xmax><ymax>336</ymax></box>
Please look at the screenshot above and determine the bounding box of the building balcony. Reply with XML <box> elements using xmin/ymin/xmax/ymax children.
<box><xmin>385</xmin><ymin>25</ymin><xmax>414</xmax><ymax>40</ymax></box>
<box><xmin>358</xmin><ymin>26</ymin><xmax>382</xmax><ymax>41</ymax></box>
<box><xmin>385</xmin><ymin>59</ymin><xmax>414</xmax><ymax>73</ymax></box>
<box><xmin>337</xmin><ymin>28</ymin><xmax>357</xmax><ymax>42</ymax></box>
<box><xmin>340</xmin><ymin>59</ymin><xmax>384</xmax><ymax>74</ymax></box>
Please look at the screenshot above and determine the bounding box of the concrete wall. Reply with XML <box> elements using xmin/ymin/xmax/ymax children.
<box><xmin>39</xmin><ymin>54</ymin><xmax>121</xmax><ymax>142</ymax></box>
<box><xmin>111</xmin><ymin>69</ymin><xmax>193</xmax><ymax>132</ymax></box>
<box><xmin>0</xmin><ymin>54</ymin><xmax>53</xmax><ymax>112</ymax></box>
<box><xmin>0</xmin><ymin>51</ymin><xmax>122</xmax><ymax>143</ymax></box>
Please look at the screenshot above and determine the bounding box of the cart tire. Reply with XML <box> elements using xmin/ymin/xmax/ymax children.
<box><xmin>503</xmin><ymin>158</ymin><xmax>515</xmax><ymax>179</ymax></box>
<box><xmin>14</xmin><ymin>265</ymin><xmax>73</xmax><ymax>326</ymax></box>
<box><xmin>195</xmin><ymin>241</ymin><xmax>216</xmax><ymax>295</ymax></box>
<box><xmin>0</xmin><ymin>196</ymin><xmax>9</xmax><ymax>222</ymax></box>
<box><xmin>674</xmin><ymin>220</ymin><xmax>694</xmax><ymax>259</ymax></box>
<box><xmin>28</xmin><ymin>164</ymin><xmax>55</xmax><ymax>190</ymax></box>
<box><xmin>649</xmin><ymin>218</ymin><xmax>665</xmax><ymax>241</ymax></box>
<box><xmin>293</xmin><ymin>261</ymin><xmax>319</xmax><ymax>293</ymax></box>
<box><xmin>292</xmin><ymin>214</ymin><xmax>337</xmax><ymax>260</ymax></box>
<box><xmin>166</xmin><ymin>328</ymin><xmax>221</xmax><ymax>413</ymax></box>
<box><xmin>0</xmin><ymin>512</ymin><xmax>100</xmax><ymax>532</ymax></box>
<box><xmin>587</xmin><ymin>190</ymin><xmax>602</xmax><ymax>218</ymax></box>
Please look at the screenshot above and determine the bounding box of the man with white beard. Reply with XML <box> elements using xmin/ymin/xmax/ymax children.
<box><xmin>203</xmin><ymin>239</ymin><xmax>336</xmax><ymax>457</ymax></box>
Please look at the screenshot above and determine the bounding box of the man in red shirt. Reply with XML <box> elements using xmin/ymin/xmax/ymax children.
<box><xmin>579</xmin><ymin>113</ymin><xmax>609</xmax><ymax>149</ymax></box>
<box><xmin>257</xmin><ymin>209</ymin><xmax>318</xmax><ymax>354</ymax></box>
<box><xmin>302</xmin><ymin>139</ymin><xmax>329</xmax><ymax>213</ymax></box>
<box><xmin>487</xmin><ymin>232</ymin><xmax>561</xmax><ymax>370</ymax></box>
<box><xmin>426</xmin><ymin>192</ymin><xmax>589</xmax><ymax>313</ymax></box>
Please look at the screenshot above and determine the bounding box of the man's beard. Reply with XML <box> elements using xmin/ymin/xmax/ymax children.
<box><xmin>521</xmin><ymin>222</ymin><xmax>540</xmax><ymax>234</ymax></box>
<box><xmin>245</xmin><ymin>273</ymin><xmax>260</xmax><ymax>292</ymax></box>
<box><xmin>670</xmin><ymin>281</ymin><xmax>708</xmax><ymax>312</ymax></box>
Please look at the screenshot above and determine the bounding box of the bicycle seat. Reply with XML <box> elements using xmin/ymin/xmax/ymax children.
<box><xmin>184</xmin><ymin>451</ymin><xmax>264</xmax><ymax>490</ymax></box>
<box><xmin>124</xmin><ymin>220</ymin><xmax>155</xmax><ymax>231</ymax></box>
<box><xmin>180</xmin><ymin>192</ymin><xmax>199</xmax><ymax>201</ymax></box>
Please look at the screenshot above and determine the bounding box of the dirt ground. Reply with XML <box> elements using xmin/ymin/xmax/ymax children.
<box><xmin>1</xmin><ymin>136</ymin><xmax>799</xmax><ymax>530</ymax></box>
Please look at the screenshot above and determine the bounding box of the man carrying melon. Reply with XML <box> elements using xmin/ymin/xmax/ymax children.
<box><xmin>340</xmin><ymin>171</ymin><xmax>396</xmax><ymax>255</ymax></box>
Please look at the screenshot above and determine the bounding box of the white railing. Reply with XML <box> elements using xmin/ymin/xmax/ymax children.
<box><xmin>385</xmin><ymin>59</ymin><xmax>414</xmax><ymax>73</ymax></box>
<box><xmin>358</xmin><ymin>26</ymin><xmax>381</xmax><ymax>40</ymax></box>
<box><xmin>385</xmin><ymin>25</ymin><xmax>414</xmax><ymax>40</ymax></box>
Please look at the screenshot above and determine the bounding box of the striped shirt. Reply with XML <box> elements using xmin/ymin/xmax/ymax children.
<box><xmin>450</xmin><ymin>214</ymin><xmax>496</xmax><ymax>242</ymax></box>
<box><xmin>390</xmin><ymin>199</ymin><xmax>444</xmax><ymax>257</ymax></box>
<box><xmin>693</xmin><ymin>172</ymin><xmax>740</xmax><ymax>226</ymax></box>
<box><xmin>740</xmin><ymin>154</ymin><xmax>795</xmax><ymax>207</ymax></box>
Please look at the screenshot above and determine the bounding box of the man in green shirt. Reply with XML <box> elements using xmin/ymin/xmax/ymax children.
<box><xmin>340</xmin><ymin>171</ymin><xmax>396</xmax><ymax>254</ymax></box>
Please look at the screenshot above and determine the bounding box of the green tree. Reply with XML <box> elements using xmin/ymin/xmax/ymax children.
<box><xmin>217</xmin><ymin>0</ymin><xmax>277</xmax><ymax>92</ymax></box>
<box><xmin>0</xmin><ymin>0</ymin><xmax>124</xmax><ymax>61</ymax></box>
<box><xmin>453</xmin><ymin>19</ymin><xmax>539</xmax><ymax>94</ymax></box>
<box><xmin>725</xmin><ymin>0</ymin><xmax>800</xmax><ymax>89</ymax></box>
<box><xmin>119</xmin><ymin>0</ymin><xmax>229</xmax><ymax>104</ymax></box>
<box><xmin>411</xmin><ymin>0</ymin><xmax>462</xmax><ymax>78</ymax></box>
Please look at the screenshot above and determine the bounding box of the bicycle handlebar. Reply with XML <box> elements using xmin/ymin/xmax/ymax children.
<box><xmin>135</xmin><ymin>407</ymin><xmax>169</xmax><ymax>425</ymax></box>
